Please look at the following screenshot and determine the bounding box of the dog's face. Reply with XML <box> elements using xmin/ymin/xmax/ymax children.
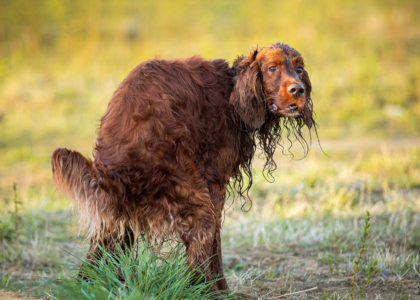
<box><xmin>230</xmin><ymin>43</ymin><xmax>313</xmax><ymax>129</ymax></box>
<box><xmin>257</xmin><ymin>44</ymin><xmax>311</xmax><ymax>120</ymax></box>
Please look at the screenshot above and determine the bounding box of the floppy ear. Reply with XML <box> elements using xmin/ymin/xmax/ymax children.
<box><xmin>301</xmin><ymin>69</ymin><xmax>313</xmax><ymax>129</ymax></box>
<box><xmin>230</xmin><ymin>49</ymin><xmax>266</xmax><ymax>129</ymax></box>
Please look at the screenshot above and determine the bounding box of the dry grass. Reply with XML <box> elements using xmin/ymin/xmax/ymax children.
<box><xmin>0</xmin><ymin>142</ymin><xmax>419</xmax><ymax>298</ymax></box>
<box><xmin>214</xmin><ymin>145</ymin><xmax>420</xmax><ymax>299</ymax></box>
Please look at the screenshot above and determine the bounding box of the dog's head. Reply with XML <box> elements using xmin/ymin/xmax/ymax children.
<box><xmin>230</xmin><ymin>43</ymin><xmax>314</xmax><ymax>130</ymax></box>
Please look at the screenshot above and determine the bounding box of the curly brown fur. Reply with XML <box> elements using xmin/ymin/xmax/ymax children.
<box><xmin>51</xmin><ymin>43</ymin><xmax>317</xmax><ymax>292</ymax></box>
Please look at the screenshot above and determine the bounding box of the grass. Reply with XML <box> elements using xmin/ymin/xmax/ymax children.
<box><xmin>52</xmin><ymin>242</ymin><xmax>232</xmax><ymax>300</ymax></box>
<box><xmin>0</xmin><ymin>144</ymin><xmax>419</xmax><ymax>299</ymax></box>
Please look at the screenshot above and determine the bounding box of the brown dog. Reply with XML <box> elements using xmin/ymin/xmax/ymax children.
<box><xmin>51</xmin><ymin>43</ymin><xmax>316</xmax><ymax>291</ymax></box>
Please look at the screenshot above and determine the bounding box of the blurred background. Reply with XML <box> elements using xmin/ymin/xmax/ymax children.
<box><xmin>0</xmin><ymin>0</ymin><xmax>420</xmax><ymax>297</ymax></box>
<box><xmin>1</xmin><ymin>0</ymin><xmax>419</xmax><ymax>191</ymax></box>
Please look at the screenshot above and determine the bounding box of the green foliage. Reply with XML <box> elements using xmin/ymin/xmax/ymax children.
<box><xmin>350</xmin><ymin>211</ymin><xmax>379</xmax><ymax>300</ymax></box>
<box><xmin>0</xmin><ymin>220</ymin><xmax>14</xmax><ymax>242</ymax></box>
<box><xmin>0</xmin><ymin>184</ymin><xmax>22</xmax><ymax>243</ymax></box>
<box><xmin>13</xmin><ymin>183</ymin><xmax>21</xmax><ymax>244</ymax></box>
<box><xmin>317</xmin><ymin>253</ymin><xmax>343</xmax><ymax>274</ymax></box>
<box><xmin>2</xmin><ymin>274</ymin><xmax>10</xmax><ymax>289</ymax></box>
<box><xmin>53</xmin><ymin>241</ymin><xmax>233</xmax><ymax>300</ymax></box>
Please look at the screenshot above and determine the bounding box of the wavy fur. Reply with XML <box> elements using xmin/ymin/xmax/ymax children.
<box><xmin>51</xmin><ymin>43</ymin><xmax>317</xmax><ymax>292</ymax></box>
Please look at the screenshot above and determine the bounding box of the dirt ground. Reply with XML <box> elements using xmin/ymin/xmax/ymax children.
<box><xmin>0</xmin><ymin>290</ymin><xmax>46</xmax><ymax>300</ymax></box>
<box><xmin>224</xmin><ymin>246</ymin><xmax>420</xmax><ymax>299</ymax></box>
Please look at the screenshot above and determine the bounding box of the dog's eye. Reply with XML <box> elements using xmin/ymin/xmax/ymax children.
<box><xmin>297</xmin><ymin>67</ymin><xmax>303</xmax><ymax>74</ymax></box>
<box><xmin>268</xmin><ymin>66</ymin><xmax>277</xmax><ymax>73</ymax></box>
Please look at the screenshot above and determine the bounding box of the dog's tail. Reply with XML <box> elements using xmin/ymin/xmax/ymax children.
<box><xmin>51</xmin><ymin>148</ymin><xmax>124</xmax><ymax>239</ymax></box>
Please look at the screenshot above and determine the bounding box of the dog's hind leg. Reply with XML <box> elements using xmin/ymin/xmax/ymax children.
<box><xmin>211</xmin><ymin>224</ymin><xmax>229</xmax><ymax>291</ymax></box>
<box><xmin>169</xmin><ymin>180</ymin><xmax>220</xmax><ymax>291</ymax></box>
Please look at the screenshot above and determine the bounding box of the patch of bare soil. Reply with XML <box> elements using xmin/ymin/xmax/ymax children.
<box><xmin>0</xmin><ymin>290</ymin><xmax>46</xmax><ymax>300</ymax></box>
<box><xmin>224</xmin><ymin>246</ymin><xmax>420</xmax><ymax>299</ymax></box>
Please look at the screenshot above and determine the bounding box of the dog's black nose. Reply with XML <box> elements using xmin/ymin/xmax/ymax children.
<box><xmin>287</xmin><ymin>84</ymin><xmax>305</xmax><ymax>97</ymax></box>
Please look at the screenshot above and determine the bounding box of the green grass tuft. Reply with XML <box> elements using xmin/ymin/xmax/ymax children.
<box><xmin>52</xmin><ymin>241</ymin><xmax>234</xmax><ymax>300</ymax></box>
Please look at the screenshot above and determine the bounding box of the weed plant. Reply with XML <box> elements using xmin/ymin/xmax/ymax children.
<box><xmin>350</xmin><ymin>211</ymin><xmax>379</xmax><ymax>299</ymax></box>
